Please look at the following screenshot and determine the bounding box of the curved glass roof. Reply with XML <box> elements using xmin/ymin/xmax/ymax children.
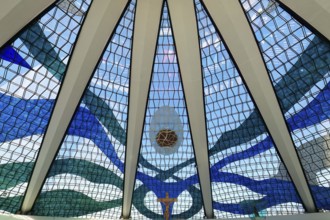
<box><xmin>0</xmin><ymin>0</ymin><xmax>329</xmax><ymax>219</ymax></box>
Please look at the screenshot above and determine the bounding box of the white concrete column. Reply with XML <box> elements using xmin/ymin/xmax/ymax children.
<box><xmin>0</xmin><ymin>0</ymin><xmax>55</xmax><ymax>47</ymax></box>
<box><xmin>167</xmin><ymin>0</ymin><xmax>214</xmax><ymax>218</ymax></box>
<box><xmin>278</xmin><ymin>0</ymin><xmax>330</xmax><ymax>40</ymax></box>
<box><xmin>121</xmin><ymin>0</ymin><xmax>163</xmax><ymax>218</ymax></box>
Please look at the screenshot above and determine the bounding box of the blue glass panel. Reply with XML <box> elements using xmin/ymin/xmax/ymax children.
<box><xmin>31</xmin><ymin>1</ymin><xmax>135</xmax><ymax>218</ymax></box>
<box><xmin>0</xmin><ymin>45</ymin><xmax>31</xmax><ymax>69</ymax></box>
<box><xmin>0</xmin><ymin>0</ymin><xmax>91</xmax><ymax>213</ymax></box>
<box><xmin>131</xmin><ymin>3</ymin><xmax>204</xmax><ymax>219</ymax></box>
<box><xmin>195</xmin><ymin>0</ymin><xmax>304</xmax><ymax>217</ymax></box>
<box><xmin>240</xmin><ymin>0</ymin><xmax>330</xmax><ymax>211</ymax></box>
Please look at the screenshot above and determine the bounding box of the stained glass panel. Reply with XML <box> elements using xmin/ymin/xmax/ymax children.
<box><xmin>240</xmin><ymin>0</ymin><xmax>330</xmax><ymax>211</ymax></box>
<box><xmin>195</xmin><ymin>0</ymin><xmax>304</xmax><ymax>218</ymax></box>
<box><xmin>31</xmin><ymin>1</ymin><xmax>135</xmax><ymax>218</ymax></box>
<box><xmin>0</xmin><ymin>0</ymin><xmax>91</xmax><ymax>213</ymax></box>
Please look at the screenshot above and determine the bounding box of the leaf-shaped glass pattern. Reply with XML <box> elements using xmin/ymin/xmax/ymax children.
<box><xmin>31</xmin><ymin>1</ymin><xmax>135</xmax><ymax>218</ymax></box>
<box><xmin>131</xmin><ymin>3</ymin><xmax>204</xmax><ymax>219</ymax></box>
<box><xmin>240</xmin><ymin>0</ymin><xmax>330</xmax><ymax>211</ymax></box>
<box><xmin>0</xmin><ymin>0</ymin><xmax>91</xmax><ymax>213</ymax></box>
<box><xmin>195</xmin><ymin>0</ymin><xmax>304</xmax><ymax>218</ymax></box>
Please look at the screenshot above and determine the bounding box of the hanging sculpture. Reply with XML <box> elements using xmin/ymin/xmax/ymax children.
<box><xmin>149</xmin><ymin>106</ymin><xmax>184</xmax><ymax>155</ymax></box>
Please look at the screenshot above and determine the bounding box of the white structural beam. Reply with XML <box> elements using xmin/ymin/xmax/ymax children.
<box><xmin>0</xmin><ymin>0</ymin><xmax>55</xmax><ymax>47</ymax></box>
<box><xmin>167</xmin><ymin>0</ymin><xmax>214</xmax><ymax>218</ymax></box>
<box><xmin>203</xmin><ymin>0</ymin><xmax>316</xmax><ymax>212</ymax></box>
<box><xmin>122</xmin><ymin>0</ymin><xmax>163</xmax><ymax>218</ymax></box>
<box><xmin>21</xmin><ymin>0</ymin><xmax>128</xmax><ymax>213</ymax></box>
<box><xmin>278</xmin><ymin>0</ymin><xmax>330</xmax><ymax>41</ymax></box>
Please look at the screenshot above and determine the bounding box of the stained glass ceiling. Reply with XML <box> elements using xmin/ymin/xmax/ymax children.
<box><xmin>0</xmin><ymin>0</ymin><xmax>329</xmax><ymax>219</ymax></box>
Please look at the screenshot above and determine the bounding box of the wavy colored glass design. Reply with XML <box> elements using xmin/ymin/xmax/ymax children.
<box><xmin>1</xmin><ymin>0</ymin><xmax>330</xmax><ymax>218</ymax></box>
<box><xmin>0</xmin><ymin>0</ymin><xmax>91</xmax><ymax>213</ymax></box>
<box><xmin>131</xmin><ymin>3</ymin><xmax>204</xmax><ymax>219</ymax></box>
<box><xmin>31</xmin><ymin>1</ymin><xmax>136</xmax><ymax>219</ymax></box>
<box><xmin>240</xmin><ymin>0</ymin><xmax>330</xmax><ymax>211</ymax></box>
<box><xmin>195</xmin><ymin>0</ymin><xmax>303</xmax><ymax>218</ymax></box>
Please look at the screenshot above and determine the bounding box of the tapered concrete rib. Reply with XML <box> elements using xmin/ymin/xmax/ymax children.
<box><xmin>121</xmin><ymin>0</ymin><xmax>163</xmax><ymax>218</ymax></box>
<box><xmin>0</xmin><ymin>0</ymin><xmax>55</xmax><ymax>47</ymax></box>
<box><xmin>203</xmin><ymin>0</ymin><xmax>316</xmax><ymax>212</ymax></box>
<box><xmin>278</xmin><ymin>0</ymin><xmax>330</xmax><ymax>41</ymax></box>
<box><xmin>20</xmin><ymin>0</ymin><xmax>128</xmax><ymax>213</ymax></box>
<box><xmin>167</xmin><ymin>0</ymin><xmax>214</xmax><ymax>218</ymax></box>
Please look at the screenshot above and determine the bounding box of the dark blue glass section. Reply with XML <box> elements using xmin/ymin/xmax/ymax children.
<box><xmin>0</xmin><ymin>45</ymin><xmax>31</xmax><ymax>69</ymax></box>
